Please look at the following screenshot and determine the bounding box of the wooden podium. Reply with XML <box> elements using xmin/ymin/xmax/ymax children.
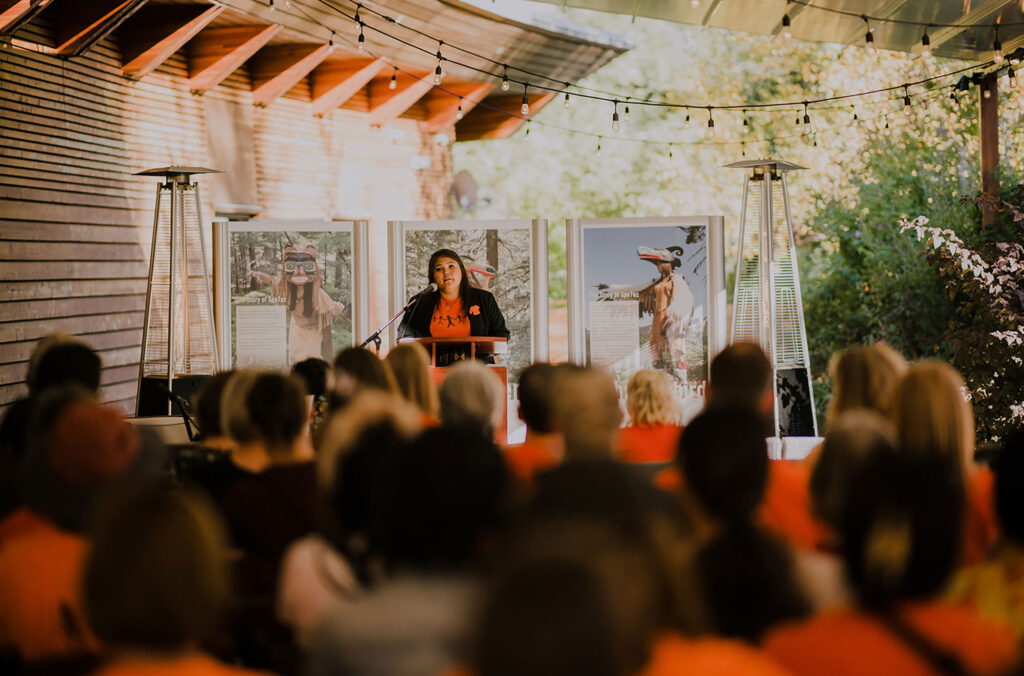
<box><xmin>398</xmin><ymin>336</ymin><xmax>508</xmax><ymax>443</ymax></box>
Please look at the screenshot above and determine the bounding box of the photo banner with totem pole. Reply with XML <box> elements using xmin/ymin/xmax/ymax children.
<box><xmin>566</xmin><ymin>217</ymin><xmax>727</xmax><ymax>423</ymax></box>
<box><xmin>215</xmin><ymin>220</ymin><xmax>369</xmax><ymax>369</ymax></box>
<box><xmin>387</xmin><ymin>219</ymin><xmax>549</xmax><ymax>384</ymax></box>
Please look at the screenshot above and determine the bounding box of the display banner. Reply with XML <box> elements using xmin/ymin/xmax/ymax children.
<box><xmin>216</xmin><ymin>220</ymin><xmax>369</xmax><ymax>369</ymax></box>
<box><xmin>567</xmin><ymin>217</ymin><xmax>726</xmax><ymax>422</ymax></box>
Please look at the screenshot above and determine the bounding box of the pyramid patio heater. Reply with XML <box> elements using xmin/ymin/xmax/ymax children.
<box><xmin>726</xmin><ymin>158</ymin><xmax>817</xmax><ymax>439</ymax></box>
<box><xmin>135</xmin><ymin>167</ymin><xmax>221</xmax><ymax>417</ymax></box>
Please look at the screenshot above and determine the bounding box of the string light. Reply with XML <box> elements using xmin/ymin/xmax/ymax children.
<box><xmin>668</xmin><ymin>143</ymin><xmax>674</xmax><ymax>159</ymax></box>
<box><xmin>563</xmin><ymin>91</ymin><xmax>571</xmax><ymax>108</ymax></box>
<box><xmin>983</xmin><ymin>82</ymin><xmax>992</xmax><ymax>98</ymax></box>
<box><xmin>328</xmin><ymin>33</ymin><xmax>336</xmax><ymax>53</ymax></box>
<box><xmin>851</xmin><ymin>104</ymin><xmax>859</xmax><ymax>122</ymax></box>
<box><xmin>457</xmin><ymin>99</ymin><xmax>464</xmax><ymax>120</ymax></box>
<box><xmin>705</xmin><ymin>107</ymin><xmax>715</xmax><ymax>140</ymax></box>
<box><xmin>684</xmin><ymin>112</ymin><xmax>691</xmax><ymax>128</ymax></box>
<box><xmin>690</xmin><ymin>0</ymin><xmax>700</xmax><ymax>7</ymax></box>
<box><xmin>596</xmin><ymin>136</ymin><xmax>602</xmax><ymax>154</ymax></box>
<box><xmin>993</xmin><ymin>29</ymin><xmax>1003</xmax><ymax>64</ymax></box>
<box><xmin>357</xmin><ymin>24</ymin><xmax>365</xmax><ymax>51</ymax></box>
<box><xmin>921</xmin><ymin>28</ymin><xmax>931</xmax><ymax>59</ymax></box>
<box><xmin>521</xmin><ymin>85</ymin><xmax>530</xmax><ymax>115</ymax></box>
<box><xmin>434</xmin><ymin>44</ymin><xmax>444</xmax><ymax>85</ymax></box>
<box><xmin>801</xmin><ymin>102</ymin><xmax>811</xmax><ymax>138</ymax></box>
<box><xmin>389</xmin><ymin>67</ymin><xmax>397</xmax><ymax>89</ymax></box>
<box><xmin>501</xmin><ymin>66</ymin><xmax>510</xmax><ymax>91</ymax></box>
<box><xmin>863</xmin><ymin>16</ymin><xmax>875</xmax><ymax>54</ymax></box>
<box><xmin>611</xmin><ymin>101</ymin><xmax>620</xmax><ymax>132</ymax></box>
<box><xmin>268</xmin><ymin>0</ymin><xmax>276</xmax><ymax>11</ymax></box>
<box><xmin>782</xmin><ymin>3</ymin><xmax>793</xmax><ymax>40</ymax></box>
<box><xmin>1007</xmin><ymin>66</ymin><xmax>1017</xmax><ymax>90</ymax></box>
<box><xmin>741</xmin><ymin>142</ymin><xmax>747</xmax><ymax>157</ymax></box>
<box><xmin>742</xmin><ymin>115</ymin><xmax>751</xmax><ymax>133</ymax></box>
<box><xmin>903</xmin><ymin>85</ymin><xmax>912</xmax><ymax>113</ymax></box>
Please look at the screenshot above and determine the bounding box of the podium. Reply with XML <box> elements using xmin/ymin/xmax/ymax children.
<box><xmin>398</xmin><ymin>336</ymin><xmax>508</xmax><ymax>443</ymax></box>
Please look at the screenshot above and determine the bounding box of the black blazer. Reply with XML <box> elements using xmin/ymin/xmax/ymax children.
<box><xmin>396</xmin><ymin>287</ymin><xmax>510</xmax><ymax>341</ymax></box>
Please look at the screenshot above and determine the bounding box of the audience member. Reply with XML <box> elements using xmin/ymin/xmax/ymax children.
<box><xmin>309</xmin><ymin>426</ymin><xmax>509</xmax><ymax>676</ymax></box>
<box><xmin>291</xmin><ymin>357</ymin><xmax>330</xmax><ymax>436</ymax></box>
<box><xmin>618</xmin><ymin>369</ymin><xmax>683</xmax><ymax>465</ymax></box>
<box><xmin>765</xmin><ymin>451</ymin><xmax>1019</xmax><ymax>676</ymax></box>
<box><xmin>948</xmin><ymin>427</ymin><xmax>1024</xmax><ymax>638</ymax></box>
<box><xmin>549</xmin><ymin>364</ymin><xmax>622</xmax><ymax>461</ymax></box>
<box><xmin>385</xmin><ymin>343</ymin><xmax>439</xmax><ymax>425</ymax></box>
<box><xmin>503</xmin><ymin>363</ymin><xmax>561</xmax><ymax>483</ymax></box>
<box><xmin>330</xmin><ymin>347</ymin><xmax>396</xmax><ymax>410</ymax></box>
<box><xmin>0</xmin><ymin>389</ymin><xmax>164</xmax><ymax>665</ymax></box>
<box><xmin>84</xmin><ymin>485</ymin><xmax>266</xmax><ymax>676</ymax></box>
<box><xmin>890</xmin><ymin>360</ymin><xmax>997</xmax><ymax>564</ymax></box>
<box><xmin>825</xmin><ymin>343</ymin><xmax>906</xmax><ymax>428</ymax></box>
<box><xmin>438</xmin><ymin>359</ymin><xmax>505</xmax><ymax>440</ymax></box>
<box><xmin>705</xmin><ymin>342</ymin><xmax>774</xmax><ymax>419</ymax></box>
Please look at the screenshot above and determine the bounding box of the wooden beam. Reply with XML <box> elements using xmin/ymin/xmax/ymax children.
<box><xmin>119</xmin><ymin>4</ymin><xmax>224</xmax><ymax>79</ymax></box>
<box><xmin>186</xmin><ymin>24</ymin><xmax>280</xmax><ymax>94</ymax></box>
<box><xmin>456</xmin><ymin>93</ymin><xmax>556</xmax><ymax>140</ymax></box>
<box><xmin>50</xmin><ymin>0</ymin><xmax>150</xmax><ymax>56</ymax></box>
<box><xmin>251</xmin><ymin>43</ymin><xmax>331</xmax><ymax>107</ymax></box>
<box><xmin>0</xmin><ymin>0</ymin><xmax>54</xmax><ymax>35</ymax></box>
<box><xmin>927</xmin><ymin>1</ymin><xmax>1018</xmax><ymax>52</ymax></box>
<box><xmin>309</xmin><ymin>57</ymin><xmax>386</xmax><ymax>116</ymax></box>
<box><xmin>424</xmin><ymin>82</ymin><xmax>493</xmax><ymax>133</ymax></box>
<box><xmin>979</xmin><ymin>73</ymin><xmax>999</xmax><ymax>229</ymax></box>
<box><xmin>367</xmin><ymin>71</ymin><xmax>434</xmax><ymax>127</ymax></box>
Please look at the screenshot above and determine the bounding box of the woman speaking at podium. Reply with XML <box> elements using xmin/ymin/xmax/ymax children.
<box><xmin>397</xmin><ymin>248</ymin><xmax>509</xmax><ymax>346</ymax></box>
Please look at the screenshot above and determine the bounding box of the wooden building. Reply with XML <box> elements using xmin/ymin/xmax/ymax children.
<box><xmin>0</xmin><ymin>0</ymin><xmax>627</xmax><ymax>413</ymax></box>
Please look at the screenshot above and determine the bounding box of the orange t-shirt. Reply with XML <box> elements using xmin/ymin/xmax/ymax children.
<box><xmin>503</xmin><ymin>440</ymin><xmax>558</xmax><ymax>482</ymax></box>
<box><xmin>92</xmin><ymin>654</ymin><xmax>271</xmax><ymax>676</ymax></box>
<box><xmin>763</xmin><ymin>602</ymin><xmax>1019</xmax><ymax>676</ymax></box>
<box><xmin>962</xmin><ymin>467</ymin><xmax>998</xmax><ymax>566</ymax></box>
<box><xmin>617</xmin><ymin>424</ymin><xmax>683</xmax><ymax>464</ymax></box>
<box><xmin>642</xmin><ymin>632</ymin><xmax>794</xmax><ymax>676</ymax></box>
<box><xmin>0</xmin><ymin>508</ymin><xmax>98</xmax><ymax>661</ymax></box>
<box><xmin>430</xmin><ymin>297</ymin><xmax>470</xmax><ymax>337</ymax></box>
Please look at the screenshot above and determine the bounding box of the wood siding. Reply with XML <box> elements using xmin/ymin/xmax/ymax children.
<box><xmin>0</xmin><ymin>20</ymin><xmax>453</xmax><ymax>414</ymax></box>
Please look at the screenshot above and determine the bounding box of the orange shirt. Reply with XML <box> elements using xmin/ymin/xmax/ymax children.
<box><xmin>642</xmin><ymin>632</ymin><xmax>794</xmax><ymax>676</ymax></box>
<box><xmin>617</xmin><ymin>424</ymin><xmax>683</xmax><ymax>464</ymax></box>
<box><xmin>430</xmin><ymin>297</ymin><xmax>470</xmax><ymax>337</ymax></box>
<box><xmin>92</xmin><ymin>654</ymin><xmax>271</xmax><ymax>676</ymax></box>
<box><xmin>763</xmin><ymin>602</ymin><xmax>1019</xmax><ymax>676</ymax></box>
<box><xmin>0</xmin><ymin>508</ymin><xmax>98</xmax><ymax>661</ymax></box>
<box><xmin>963</xmin><ymin>467</ymin><xmax>998</xmax><ymax>566</ymax></box>
<box><xmin>503</xmin><ymin>440</ymin><xmax>558</xmax><ymax>483</ymax></box>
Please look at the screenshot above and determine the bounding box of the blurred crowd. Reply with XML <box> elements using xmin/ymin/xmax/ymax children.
<box><xmin>1</xmin><ymin>333</ymin><xmax>1023</xmax><ymax>676</ymax></box>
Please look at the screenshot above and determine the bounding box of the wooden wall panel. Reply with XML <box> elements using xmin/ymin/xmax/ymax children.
<box><xmin>0</xmin><ymin>17</ymin><xmax>454</xmax><ymax>415</ymax></box>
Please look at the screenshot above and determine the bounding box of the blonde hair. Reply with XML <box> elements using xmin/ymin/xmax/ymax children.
<box><xmin>826</xmin><ymin>343</ymin><xmax>907</xmax><ymax>427</ymax></box>
<box><xmin>890</xmin><ymin>360</ymin><xmax>975</xmax><ymax>470</ymax></box>
<box><xmin>626</xmin><ymin>369</ymin><xmax>681</xmax><ymax>427</ymax></box>
<box><xmin>385</xmin><ymin>343</ymin><xmax>439</xmax><ymax>417</ymax></box>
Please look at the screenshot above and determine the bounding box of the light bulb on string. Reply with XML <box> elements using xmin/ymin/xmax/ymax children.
<box><xmin>1008</xmin><ymin>67</ymin><xmax>1018</xmax><ymax>90</ymax></box>
<box><xmin>742</xmin><ymin>115</ymin><xmax>751</xmax><ymax>133</ymax></box>
<box><xmin>690</xmin><ymin>0</ymin><xmax>700</xmax><ymax>7</ymax></box>
<box><xmin>983</xmin><ymin>83</ymin><xmax>992</xmax><ymax>99</ymax></box>
<box><xmin>668</xmin><ymin>143</ymin><xmax>674</xmax><ymax>160</ymax></box>
<box><xmin>903</xmin><ymin>86</ymin><xmax>912</xmax><ymax>114</ymax></box>
<box><xmin>851</xmin><ymin>104</ymin><xmax>859</xmax><ymax>123</ymax></box>
<box><xmin>269</xmin><ymin>0</ymin><xmax>276</xmax><ymax>11</ymax></box>
<box><xmin>611</xmin><ymin>101</ymin><xmax>620</xmax><ymax>132</ymax></box>
<box><xmin>596</xmin><ymin>136</ymin><xmax>602</xmax><ymax>155</ymax></box>
<box><xmin>782</xmin><ymin>10</ymin><xmax>792</xmax><ymax>40</ymax></box>
<box><xmin>994</xmin><ymin>29</ymin><xmax>1004</xmax><ymax>64</ymax></box>
<box><xmin>704</xmin><ymin>107</ymin><xmax>715</xmax><ymax>141</ymax></box>
<box><xmin>328</xmin><ymin>33</ymin><xmax>336</xmax><ymax>53</ymax></box>
<box><xmin>456</xmin><ymin>100</ymin><xmax>464</xmax><ymax>120</ymax></box>
<box><xmin>521</xmin><ymin>85</ymin><xmax>530</xmax><ymax>115</ymax></box>
<box><xmin>501</xmin><ymin>66</ymin><xmax>510</xmax><ymax>91</ymax></box>
<box><xmin>921</xmin><ymin>29</ymin><xmax>931</xmax><ymax>59</ymax></box>
<box><xmin>684</xmin><ymin>112</ymin><xmax>691</xmax><ymax>128</ymax></box>
<box><xmin>801</xmin><ymin>102</ymin><xmax>811</xmax><ymax>139</ymax></box>
<box><xmin>563</xmin><ymin>90</ymin><xmax>571</xmax><ymax>108</ymax></box>
<box><xmin>623</xmin><ymin>103</ymin><xmax>631</xmax><ymax>122</ymax></box>
<box><xmin>434</xmin><ymin>45</ymin><xmax>444</xmax><ymax>85</ymax></box>
<box><xmin>389</xmin><ymin>67</ymin><xmax>397</xmax><ymax>89</ymax></box>
<box><xmin>357</xmin><ymin>24</ymin><xmax>365</xmax><ymax>52</ymax></box>
<box><xmin>741</xmin><ymin>142</ymin><xmax>747</xmax><ymax>157</ymax></box>
<box><xmin>863</xmin><ymin>16</ymin><xmax>875</xmax><ymax>54</ymax></box>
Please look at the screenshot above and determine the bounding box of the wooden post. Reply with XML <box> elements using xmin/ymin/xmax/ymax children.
<box><xmin>979</xmin><ymin>73</ymin><xmax>999</xmax><ymax>229</ymax></box>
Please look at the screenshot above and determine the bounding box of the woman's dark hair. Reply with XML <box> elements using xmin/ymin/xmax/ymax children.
<box><xmin>842</xmin><ymin>452</ymin><xmax>964</xmax><ymax>610</ymax></box>
<box><xmin>379</xmin><ymin>426</ymin><xmax>508</xmax><ymax>571</ymax></box>
<box><xmin>291</xmin><ymin>358</ymin><xmax>329</xmax><ymax>398</ymax></box>
<box><xmin>677</xmin><ymin>406</ymin><xmax>768</xmax><ymax>523</ymax></box>
<box><xmin>31</xmin><ymin>342</ymin><xmax>102</xmax><ymax>395</ymax></box>
<box><xmin>194</xmin><ymin>370</ymin><xmax>235</xmax><ymax>439</ymax></box>
<box><xmin>517</xmin><ymin>363</ymin><xmax>556</xmax><ymax>433</ymax></box>
<box><xmin>330</xmin><ymin>347</ymin><xmax>395</xmax><ymax>410</ymax></box>
<box><xmin>996</xmin><ymin>428</ymin><xmax>1024</xmax><ymax>543</ymax></box>
<box><xmin>84</xmin><ymin>484</ymin><xmax>229</xmax><ymax>650</ymax></box>
<box><xmin>427</xmin><ymin>248</ymin><xmax>471</xmax><ymax>308</ymax></box>
<box><xmin>695</xmin><ymin>523</ymin><xmax>810</xmax><ymax>641</ymax></box>
<box><xmin>475</xmin><ymin>559</ymin><xmax>624</xmax><ymax>676</ymax></box>
<box><xmin>245</xmin><ymin>372</ymin><xmax>307</xmax><ymax>452</ymax></box>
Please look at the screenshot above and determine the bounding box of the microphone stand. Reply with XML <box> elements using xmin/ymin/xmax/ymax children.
<box><xmin>360</xmin><ymin>294</ymin><xmax>425</xmax><ymax>355</ymax></box>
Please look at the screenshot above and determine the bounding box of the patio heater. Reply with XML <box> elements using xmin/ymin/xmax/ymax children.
<box><xmin>135</xmin><ymin>166</ymin><xmax>221</xmax><ymax>416</ymax></box>
<box><xmin>725</xmin><ymin>158</ymin><xmax>817</xmax><ymax>439</ymax></box>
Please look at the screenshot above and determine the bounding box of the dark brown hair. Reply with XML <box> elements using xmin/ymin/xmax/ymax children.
<box><xmin>427</xmin><ymin>248</ymin><xmax>471</xmax><ymax>308</ymax></box>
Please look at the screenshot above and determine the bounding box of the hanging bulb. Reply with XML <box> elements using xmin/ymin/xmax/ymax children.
<box><xmin>802</xmin><ymin>104</ymin><xmax>811</xmax><ymax>138</ymax></box>
<box><xmin>328</xmin><ymin>33</ymin><xmax>336</xmax><ymax>53</ymax></box>
<box><xmin>704</xmin><ymin>109</ymin><xmax>715</xmax><ymax>140</ymax></box>
<box><xmin>501</xmin><ymin>66</ymin><xmax>510</xmax><ymax>91</ymax></box>
<box><xmin>903</xmin><ymin>86</ymin><xmax>912</xmax><ymax>114</ymax></box>
<box><xmin>690</xmin><ymin>0</ymin><xmax>700</xmax><ymax>7</ymax></box>
<box><xmin>864</xmin><ymin>15</ymin><xmax>876</xmax><ymax>54</ymax></box>
<box><xmin>741</xmin><ymin>142</ymin><xmax>747</xmax><ymax>157</ymax></box>
<box><xmin>456</xmin><ymin>103</ymin><xmax>464</xmax><ymax>120</ymax></box>
<box><xmin>596</xmin><ymin>137</ymin><xmax>602</xmax><ymax>154</ymax></box>
<box><xmin>611</xmin><ymin>102</ymin><xmax>620</xmax><ymax>132</ymax></box>
<box><xmin>851</xmin><ymin>104</ymin><xmax>859</xmax><ymax>122</ymax></box>
<box><xmin>563</xmin><ymin>91</ymin><xmax>571</xmax><ymax>108</ymax></box>
<box><xmin>434</xmin><ymin>47</ymin><xmax>444</xmax><ymax>85</ymax></box>
<box><xmin>684</xmin><ymin>112</ymin><xmax>691</xmax><ymax>128</ymax></box>
<box><xmin>983</xmin><ymin>84</ymin><xmax>992</xmax><ymax>99</ymax></box>
<box><xmin>993</xmin><ymin>31</ymin><xmax>1004</xmax><ymax>64</ymax></box>
<box><xmin>268</xmin><ymin>0</ymin><xmax>276</xmax><ymax>11</ymax></box>
<box><xmin>1008</xmin><ymin>67</ymin><xmax>1018</xmax><ymax>90</ymax></box>
<box><xmin>921</xmin><ymin>30</ymin><xmax>931</xmax><ymax>59</ymax></box>
<box><xmin>742</xmin><ymin>115</ymin><xmax>751</xmax><ymax>133</ymax></box>
<box><xmin>389</xmin><ymin>68</ymin><xmax>397</xmax><ymax>90</ymax></box>
<box><xmin>782</xmin><ymin>12</ymin><xmax>792</xmax><ymax>39</ymax></box>
<box><xmin>521</xmin><ymin>86</ymin><xmax>530</xmax><ymax>115</ymax></box>
<box><xmin>357</xmin><ymin>25</ymin><xmax>365</xmax><ymax>52</ymax></box>
<box><xmin>623</xmin><ymin>103</ymin><xmax>631</xmax><ymax>122</ymax></box>
<box><xmin>524</xmin><ymin>124</ymin><xmax>530</xmax><ymax>140</ymax></box>
<box><xmin>668</xmin><ymin>144</ymin><xmax>674</xmax><ymax>160</ymax></box>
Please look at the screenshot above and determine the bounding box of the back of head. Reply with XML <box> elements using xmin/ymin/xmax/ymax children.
<box><xmin>890</xmin><ymin>360</ymin><xmax>974</xmax><ymax>469</ymax></box>
<box><xmin>439</xmin><ymin>360</ymin><xmax>505</xmax><ymax>438</ymax></box>
<box><xmin>550</xmin><ymin>365</ymin><xmax>622</xmax><ymax>461</ymax></box>
<box><xmin>826</xmin><ymin>343</ymin><xmax>907</xmax><ymax>426</ymax></box>
<box><xmin>193</xmin><ymin>370</ymin><xmax>235</xmax><ymax>440</ymax></box>
<box><xmin>332</xmin><ymin>347</ymin><xmax>395</xmax><ymax>408</ymax></box>
<box><xmin>84</xmin><ymin>485</ymin><xmax>228</xmax><ymax>651</ymax></box>
<box><xmin>381</xmin><ymin>426</ymin><xmax>508</xmax><ymax>571</ymax></box>
<box><xmin>475</xmin><ymin>559</ymin><xmax>623</xmax><ymax>676</ymax></box>
<box><xmin>517</xmin><ymin>363</ymin><xmax>557</xmax><ymax>433</ymax></box>
<box><xmin>29</xmin><ymin>338</ymin><xmax>102</xmax><ymax>396</ymax></box>
<box><xmin>707</xmin><ymin>342</ymin><xmax>772</xmax><ymax>412</ymax></box>
<box><xmin>677</xmin><ymin>406</ymin><xmax>768</xmax><ymax>523</ymax></box>
<box><xmin>810</xmin><ymin>409</ymin><xmax>898</xmax><ymax>531</ymax></box>
<box><xmin>385</xmin><ymin>342</ymin><xmax>438</xmax><ymax>417</ymax></box>
<box><xmin>291</xmin><ymin>358</ymin><xmax>329</xmax><ymax>398</ymax></box>
<box><xmin>995</xmin><ymin>428</ymin><xmax>1024</xmax><ymax>544</ymax></box>
<box><xmin>221</xmin><ymin>370</ymin><xmax>306</xmax><ymax>454</ymax></box>
<box><xmin>841</xmin><ymin>452</ymin><xmax>964</xmax><ymax>609</ymax></box>
<box><xmin>626</xmin><ymin>369</ymin><xmax>681</xmax><ymax>427</ymax></box>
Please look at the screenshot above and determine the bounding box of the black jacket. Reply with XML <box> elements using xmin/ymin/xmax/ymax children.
<box><xmin>396</xmin><ymin>287</ymin><xmax>510</xmax><ymax>341</ymax></box>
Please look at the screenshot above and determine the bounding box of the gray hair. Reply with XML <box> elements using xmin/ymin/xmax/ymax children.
<box><xmin>439</xmin><ymin>360</ymin><xmax>505</xmax><ymax>438</ymax></box>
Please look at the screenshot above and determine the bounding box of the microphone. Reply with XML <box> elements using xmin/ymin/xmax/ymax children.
<box><xmin>411</xmin><ymin>282</ymin><xmax>439</xmax><ymax>299</ymax></box>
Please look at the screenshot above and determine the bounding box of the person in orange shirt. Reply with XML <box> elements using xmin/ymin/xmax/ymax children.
<box><xmin>84</xmin><ymin>485</ymin><xmax>270</xmax><ymax>676</ymax></box>
<box><xmin>503</xmin><ymin>363</ymin><xmax>561</xmax><ymax>484</ymax></box>
<box><xmin>764</xmin><ymin>452</ymin><xmax>1019</xmax><ymax>676</ymax></box>
<box><xmin>617</xmin><ymin>369</ymin><xmax>683</xmax><ymax>465</ymax></box>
